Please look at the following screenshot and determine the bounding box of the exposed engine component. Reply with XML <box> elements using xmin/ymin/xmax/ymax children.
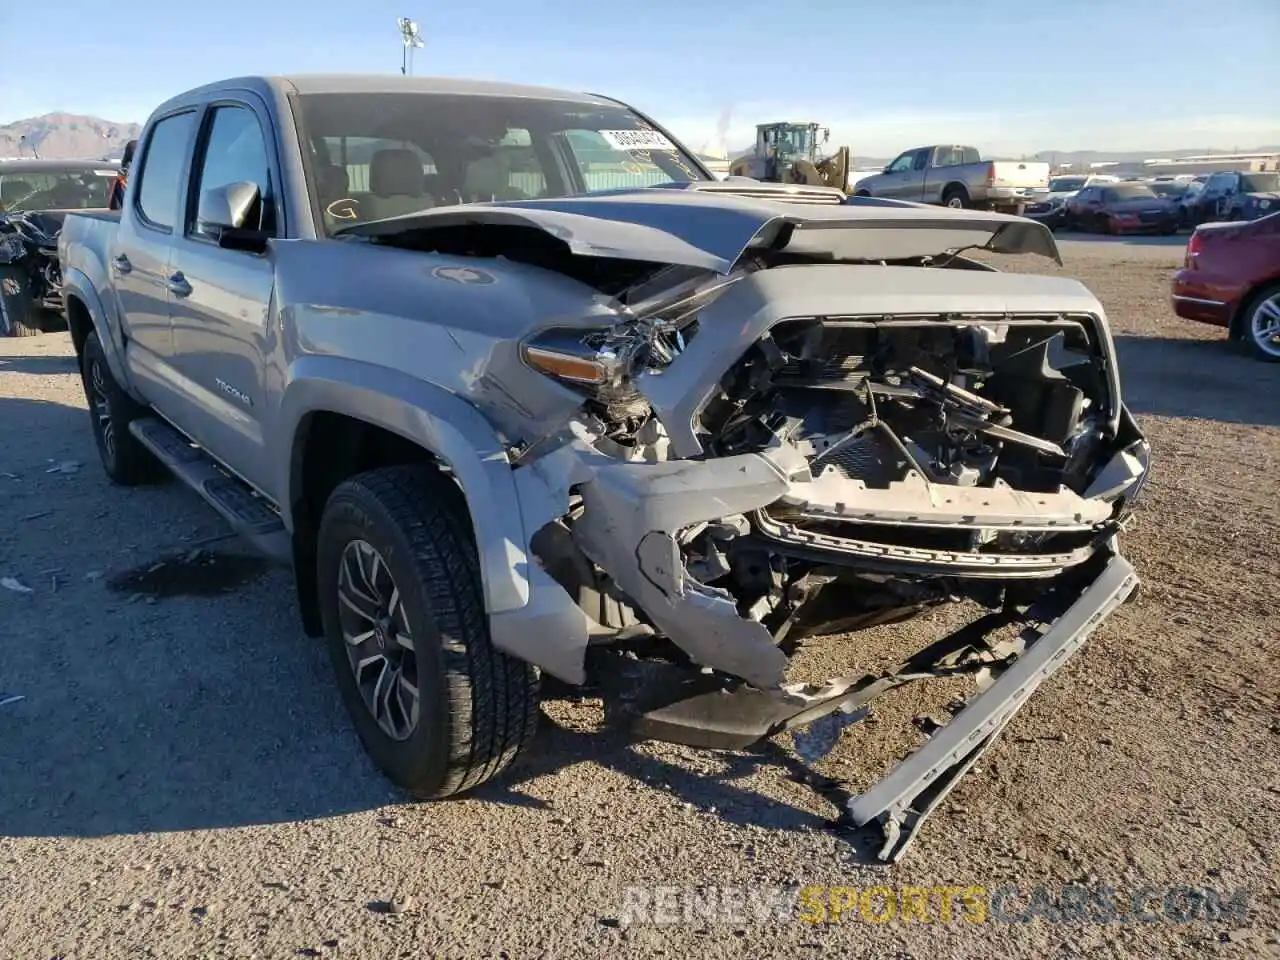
<box><xmin>703</xmin><ymin>315</ymin><xmax>1108</xmax><ymax>496</ymax></box>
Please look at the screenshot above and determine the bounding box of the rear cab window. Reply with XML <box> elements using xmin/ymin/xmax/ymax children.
<box><xmin>0</xmin><ymin>168</ymin><xmax>117</xmax><ymax>212</ymax></box>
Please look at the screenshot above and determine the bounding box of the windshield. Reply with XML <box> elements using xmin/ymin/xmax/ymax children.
<box><xmin>1241</xmin><ymin>173</ymin><xmax>1280</xmax><ymax>193</ymax></box>
<box><xmin>0</xmin><ymin>167</ymin><xmax>116</xmax><ymax>213</ymax></box>
<box><xmin>1048</xmin><ymin>177</ymin><xmax>1086</xmax><ymax>192</ymax></box>
<box><xmin>762</xmin><ymin>125</ymin><xmax>814</xmax><ymax>159</ymax></box>
<box><xmin>293</xmin><ymin>92</ymin><xmax>710</xmax><ymax>235</ymax></box>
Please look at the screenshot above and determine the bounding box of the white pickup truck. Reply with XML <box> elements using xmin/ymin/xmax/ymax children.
<box><xmin>853</xmin><ymin>144</ymin><xmax>1050</xmax><ymax>215</ymax></box>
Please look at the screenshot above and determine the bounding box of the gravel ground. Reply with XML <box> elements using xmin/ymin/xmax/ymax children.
<box><xmin>1</xmin><ymin>237</ymin><xmax>1277</xmax><ymax>959</ymax></box>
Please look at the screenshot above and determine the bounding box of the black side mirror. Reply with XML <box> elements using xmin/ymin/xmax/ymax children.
<box><xmin>197</xmin><ymin>181</ymin><xmax>270</xmax><ymax>253</ymax></box>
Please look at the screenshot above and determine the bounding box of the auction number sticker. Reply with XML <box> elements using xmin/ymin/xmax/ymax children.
<box><xmin>600</xmin><ymin>129</ymin><xmax>677</xmax><ymax>152</ymax></box>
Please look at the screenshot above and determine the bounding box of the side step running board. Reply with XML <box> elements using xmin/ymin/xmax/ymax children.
<box><xmin>129</xmin><ymin>417</ymin><xmax>292</xmax><ymax>564</ymax></box>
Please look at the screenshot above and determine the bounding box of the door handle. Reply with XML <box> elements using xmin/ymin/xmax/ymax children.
<box><xmin>166</xmin><ymin>272</ymin><xmax>192</xmax><ymax>298</ymax></box>
<box><xmin>112</xmin><ymin>253</ymin><xmax>132</xmax><ymax>274</ymax></box>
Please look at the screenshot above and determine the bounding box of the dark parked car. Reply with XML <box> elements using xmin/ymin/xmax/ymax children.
<box><xmin>1147</xmin><ymin>180</ymin><xmax>1192</xmax><ymax>201</ymax></box>
<box><xmin>0</xmin><ymin>159</ymin><xmax>118</xmax><ymax>217</ymax></box>
<box><xmin>0</xmin><ymin>159</ymin><xmax>119</xmax><ymax>336</ymax></box>
<box><xmin>1065</xmin><ymin>182</ymin><xmax>1179</xmax><ymax>234</ymax></box>
<box><xmin>1182</xmin><ymin>171</ymin><xmax>1280</xmax><ymax>226</ymax></box>
<box><xmin>1172</xmin><ymin>211</ymin><xmax>1280</xmax><ymax>361</ymax></box>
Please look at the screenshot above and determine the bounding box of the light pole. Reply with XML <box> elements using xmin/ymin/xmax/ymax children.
<box><xmin>398</xmin><ymin>18</ymin><xmax>424</xmax><ymax>75</ymax></box>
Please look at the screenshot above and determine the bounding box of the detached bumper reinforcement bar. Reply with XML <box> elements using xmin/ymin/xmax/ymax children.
<box><xmin>843</xmin><ymin>552</ymin><xmax>1139</xmax><ymax>862</ymax></box>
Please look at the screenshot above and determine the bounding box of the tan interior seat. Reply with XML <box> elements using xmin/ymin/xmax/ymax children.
<box><xmin>462</xmin><ymin>154</ymin><xmax>528</xmax><ymax>203</ymax></box>
<box><xmin>366</xmin><ymin>148</ymin><xmax>432</xmax><ymax>220</ymax></box>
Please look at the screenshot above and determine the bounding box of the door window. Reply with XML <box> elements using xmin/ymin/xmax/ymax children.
<box><xmin>135</xmin><ymin>111</ymin><xmax>197</xmax><ymax>230</ymax></box>
<box><xmin>887</xmin><ymin>152</ymin><xmax>915</xmax><ymax>174</ymax></box>
<box><xmin>188</xmin><ymin>105</ymin><xmax>275</xmax><ymax>239</ymax></box>
<box><xmin>911</xmin><ymin>149</ymin><xmax>930</xmax><ymax>171</ymax></box>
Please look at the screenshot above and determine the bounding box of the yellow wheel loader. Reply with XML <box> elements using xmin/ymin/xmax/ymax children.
<box><xmin>729</xmin><ymin>122</ymin><xmax>852</xmax><ymax>194</ymax></box>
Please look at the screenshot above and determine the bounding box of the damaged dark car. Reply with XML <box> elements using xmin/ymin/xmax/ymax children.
<box><xmin>59</xmin><ymin>75</ymin><xmax>1150</xmax><ymax>862</ymax></box>
<box><xmin>0</xmin><ymin>159</ymin><xmax>118</xmax><ymax>336</ymax></box>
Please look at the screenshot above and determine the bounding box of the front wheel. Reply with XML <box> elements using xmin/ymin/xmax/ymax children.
<box><xmin>316</xmin><ymin>465</ymin><xmax>540</xmax><ymax>799</ymax></box>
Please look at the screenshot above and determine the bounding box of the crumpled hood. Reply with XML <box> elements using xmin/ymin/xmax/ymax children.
<box><xmin>338</xmin><ymin>186</ymin><xmax>1063</xmax><ymax>271</ymax></box>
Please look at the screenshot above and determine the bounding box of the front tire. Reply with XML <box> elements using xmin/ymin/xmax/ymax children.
<box><xmin>80</xmin><ymin>332</ymin><xmax>167</xmax><ymax>485</ymax></box>
<box><xmin>317</xmin><ymin>465</ymin><xmax>539</xmax><ymax>799</ymax></box>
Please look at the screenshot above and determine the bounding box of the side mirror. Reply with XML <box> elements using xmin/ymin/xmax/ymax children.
<box><xmin>197</xmin><ymin>181</ymin><xmax>269</xmax><ymax>252</ymax></box>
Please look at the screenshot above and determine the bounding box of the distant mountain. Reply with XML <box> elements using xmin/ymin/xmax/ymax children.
<box><xmin>0</xmin><ymin>113</ymin><xmax>141</xmax><ymax>160</ymax></box>
<box><xmin>1028</xmin><ymin>146</ymin><xmax>1280</xmax><ymax>164</ymax></box>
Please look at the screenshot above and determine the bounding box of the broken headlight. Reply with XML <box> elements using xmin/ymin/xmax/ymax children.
<box><xmin>519</xmin><ymin>270</ymin><xmax>744</xmax><ymax>392</ymax></box>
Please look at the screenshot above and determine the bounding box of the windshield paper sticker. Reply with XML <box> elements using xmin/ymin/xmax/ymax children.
<box><xmin>600</xmin><ymin>129</ymin><xmax>677</xmax><ymax>152</ymax></box>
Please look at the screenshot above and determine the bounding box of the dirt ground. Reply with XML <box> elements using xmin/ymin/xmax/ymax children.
<box><xmin>1</xmin><ymin>234</ymin><xmax>1276</xmax><ymax>959</ymax></box>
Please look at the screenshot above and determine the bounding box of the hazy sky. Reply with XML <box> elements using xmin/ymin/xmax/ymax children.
<box><xmin>1</xmin><ymin>0</ymin><xmax>1276</xmax><ymax>157</ymax></box>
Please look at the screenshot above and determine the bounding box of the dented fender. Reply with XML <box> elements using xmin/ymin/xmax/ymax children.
<box><xmin>520</xmin><ymin>428</ymin><xmax>812</xmax><ymax>689</ymax></box>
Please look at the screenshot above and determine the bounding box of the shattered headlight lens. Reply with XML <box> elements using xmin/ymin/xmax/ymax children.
<box><xmin>520</xmin><ymin>328</ymin><xmax>629</xmax><ymax>387</ymax></box>
<box><xmin>519</xmin><ymin>271</ymin><xmax>743</xmax><ymax>391</ymax></box>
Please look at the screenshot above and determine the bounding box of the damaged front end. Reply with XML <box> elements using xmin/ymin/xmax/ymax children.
<box><xmin>369</xmin><ymin>196</ymin><xmax>1150</xmax><ymax>860</ymax></box>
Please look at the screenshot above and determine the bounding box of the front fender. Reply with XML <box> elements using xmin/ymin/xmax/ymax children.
<box><xmin>277</xmin><ymin>356</ymin><xmax>592</xmax><ymax>682</ymax></box>
<box><xmin>279</xmin><ymin>355</ymin><xmax>529</xmax><ymax>612</ymax></box>
<box><xmin>60</xmin><ymin>267</ymin><xmax>133</xmax><ymax>394</ymax></box>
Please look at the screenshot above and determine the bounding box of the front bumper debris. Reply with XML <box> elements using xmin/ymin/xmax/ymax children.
<box><xmin>841</xmin><ymin>549</ymin><xmax>1138</xmax><ymax>861</ymax></box>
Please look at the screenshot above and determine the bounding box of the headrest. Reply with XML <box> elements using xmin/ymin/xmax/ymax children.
<box><xmin>316</xmin><ymin>164</ymin><xmax>349</xmax><ymax>198</ymax></box>
<box><xmin>464</xmin><ymin>154</ymin><xmax>511</xmax><ymax>199</ymax></box>
<box><xmin>370</xmin><ymin>149</ymin><xmax>424</xmax><ymax>197</ymax></box>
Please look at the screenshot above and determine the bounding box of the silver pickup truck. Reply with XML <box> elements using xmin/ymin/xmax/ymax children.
<box><xmin>59</xmin><ymin>74</ymin><xmax>1148</xmax><ymax>860</ymax></box>
<box><xmin>853</xmin><ymin>144</ymin><xmax>1050</xmax><ymax>215</ymax></box>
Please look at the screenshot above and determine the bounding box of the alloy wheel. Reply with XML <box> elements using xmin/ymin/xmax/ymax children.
<box><xmin>337</xmin><ymin>539</ymin><xmax>420</xmax><ymax>741</ymax></box>
<box><xmin>88</xmin><ymin>358</ymin><xmax>115</xmax><ymax>463</ymax></box>
<box><xmin>1249</xmin><ymin>294</ymin><xmax>1280</xmax><ymax>359</ymax></box>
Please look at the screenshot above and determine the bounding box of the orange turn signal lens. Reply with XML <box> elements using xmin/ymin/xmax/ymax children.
<box><xmin>521</xmin><ymin>345</ymin><xmax>610</xmax><ymax>385</ymax></box>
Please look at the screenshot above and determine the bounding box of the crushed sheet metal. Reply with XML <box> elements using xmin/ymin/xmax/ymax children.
<box><xmin>337</xmin><ymin>188</ymin><xmax>1062</xmax><ymax>273</ymax></box>
<box><xmin>528</xmin><ymin>426</ymin><xmax>808</xmax><ymax>689</ymax></box>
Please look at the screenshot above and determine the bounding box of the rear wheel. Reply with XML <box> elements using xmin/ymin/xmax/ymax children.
<box><xmin>941</xmin><ymin>186</ymin><xmax>969</xmax><ymax>209</ymax></box>
<box><xmin>1240</xmin><ymin>283</ymin><xmax>1280</xmax><ymax>363</ymax></box>
<box><xmin>316</xmin><ymin>465</ymin><xmax>540</xmax><ymax>799</ymax></box>
<box><xmin>80</xmin><ymin>332</ymin><xmax>167</xmax><ymax>485</ymax></box>
<box><xmin>0</xmin><ymin>267</ymin><xmax>41</xmax><ymax>337</ymax></box>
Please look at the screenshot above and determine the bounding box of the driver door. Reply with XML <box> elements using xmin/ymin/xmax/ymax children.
<box><xmin>875</xmin><ymin>149</ymin><xmax>928</xmax><ymax>200</ymax></box>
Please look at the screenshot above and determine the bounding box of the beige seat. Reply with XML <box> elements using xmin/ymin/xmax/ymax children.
<box><xmin>462</xmin><ymin>154</ymin><xmax>527</xmax><ymax>203</ymax></box>
<box><xmin>366</xmin><ymin>148</ymin><xmax>432</xmax><ymax>220</ymax></box>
